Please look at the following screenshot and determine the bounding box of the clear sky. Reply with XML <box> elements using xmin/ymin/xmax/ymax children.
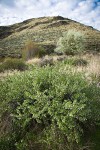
<box><xmin>0</xmin><ymin>0</ymin><xmax>100</xmax><ymax>30</ymax></box>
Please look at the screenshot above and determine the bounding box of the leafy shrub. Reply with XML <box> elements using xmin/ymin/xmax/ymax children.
<box><xmin>0</xmin><ymin>134</ymin><xmax>16</xmax><ymax>150</ymax></box>
<box><xmin>55</xmin><ymin>30</ymin><xmax>86</xmax><ymax>55</ymax></box>
<box><xmin>0</xmin><ymin>64</ymin><xmax>100</xmax><ymax>149</ymax></box>
<box><xmin>0</xmin><ymin>58</ymin><xmax>27</xmax><ymax>72</ymax></box>
<box><xmin>22</xmin><ymin>41</ymin><xmax>46</xmax><ymax>60</ymax></box>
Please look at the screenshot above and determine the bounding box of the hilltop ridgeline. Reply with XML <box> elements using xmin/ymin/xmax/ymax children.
<box><xmin>0</xmin><ymin>16</ymin><xmax>100</xmax><ymax>58</ymax></box>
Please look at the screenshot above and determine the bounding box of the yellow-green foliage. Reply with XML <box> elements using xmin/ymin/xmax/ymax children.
<box><xmin>0</xmin><ymin>63</ymin><xmax>100</xmax><ymax>150</ymax></box>
<box><xmin>22</xmin><ymin>41</ymin><xmax>46</xmax><ymax>60</ymax></box>
<box><xmin>55</xmin><ymin>30</ymin><xmax>86</xmax><ymax>55</ymax></box>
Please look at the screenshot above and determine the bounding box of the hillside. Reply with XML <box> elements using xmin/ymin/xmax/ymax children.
<box><xmin>0</xmin><ymin>16</ymin><xmax>100</xmax><ymax>58</ymax></box>
<box><xmin>0</xmin><ymin>16</ymin><xmax>100</xmax><ymax>150</ymax></box>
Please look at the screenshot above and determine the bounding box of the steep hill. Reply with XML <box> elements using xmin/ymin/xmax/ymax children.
<box><xmin>0</xmin><ymin>16</ymin><xmax>100</xmax><ymax>58</ymax></box>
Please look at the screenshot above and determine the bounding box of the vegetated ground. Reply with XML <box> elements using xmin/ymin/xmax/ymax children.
<box><xmin>0</xmin><ymin>53</ymin><xmax>100</xmax><ymax>79</ymax></box>
<box><xmin>0</xmin><ymin>53</ymin><xmax>100</xmax><ymax>150</ymax></box>
<box><xmin>0</xmin><ymin>16</ymin><xmax>100</xmax><ymax>150</ymax></box>
<box><xmin>0</xmin><ymin>16</ymin><xmax>100</xmax><ymax>58</ymax></box>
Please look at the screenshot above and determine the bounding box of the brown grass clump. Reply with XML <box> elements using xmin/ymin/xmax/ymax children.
<box><xmin>22</xmin><ymin>41</ymin><xmax>46</xmax><ymax>60</ymax></box>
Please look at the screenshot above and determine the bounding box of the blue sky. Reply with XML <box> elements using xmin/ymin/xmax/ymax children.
<box><xmin>0</xmin><ymin>0</ymin><xmax>100</xmax><ymax>30</ymax></box>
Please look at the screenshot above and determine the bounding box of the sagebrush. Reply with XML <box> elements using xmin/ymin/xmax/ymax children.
<box><xmin>55</xmin><ymin>30</ymin><xmax>86</xmax><ymax>55</ymax></box>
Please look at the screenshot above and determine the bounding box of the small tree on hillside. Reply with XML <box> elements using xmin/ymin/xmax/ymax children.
<box><xmin>55</xmin><ymin>30</ymin><xmax>86</xmax><ymax>55</ymax></box>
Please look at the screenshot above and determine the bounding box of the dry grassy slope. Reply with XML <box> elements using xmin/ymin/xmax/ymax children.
<box><xmin>0</xmin><ymin>16</ymin><xmax>100</xmax><ymax>58</ymax></box>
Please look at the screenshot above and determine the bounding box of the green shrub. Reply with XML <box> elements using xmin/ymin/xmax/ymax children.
<box><xmin>0</xmin><ymin>134</ymin><xmax>16</xmax><ymax>150</ymax></box>
<box><xmin>63</xmin><ymin>58</ymin><xmax>75</xmax><ymax>65</ymax></box>
<box><xmin>63</xmin><ymin>58</ymin><xmax>88</xmax><ymax>67</ymax></box>
<box><xmin>72</xmin><ymin>58</ymin><xmax>88</xmax><ymax>66</ymax></box>
<box><xmin>22</xmin><ymin>41</ymin><xmax>46</xmax><ymax>60</ymax></box>
<box><xmin>0</xmin><ymin>64</ymin><xmax>100</xmax><ymax>149</ymax></box>
<box><xmin>0</xmin><ymin>58</ymin><xmax>27</xmax><ymax>72</ymax></box>
<box><xmin>55</xmin><ymin>30</ymin><xmax>86</xmax><ymax>55</ymax></box>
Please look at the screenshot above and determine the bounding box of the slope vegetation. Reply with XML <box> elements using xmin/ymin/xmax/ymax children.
<box><xmin>0</xmin><ymin>16</ymin><xmax>100</xmax><ymax>58</ymax></box>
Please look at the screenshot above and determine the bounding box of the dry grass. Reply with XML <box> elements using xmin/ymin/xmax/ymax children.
<box><xmin>75</xmin><ymin>54</ymin><xmax>100</xmax><ymax>77</ymax></box>
<box><xmin>57</xmin><ymin>54</ymin><xmax>100</xmax><ymax>83</ymax></box>
<box><xmin>0</xmin><ymin>70</ymin><xmax>20</xmax><ymax>80</ymax></box>
<box><xmin>0</xmin><ymin>54</ymin><xmax>99</xmax><ymax>81</ymax></box>
<box><xmin>86</xmin><ymin>55</ymin><xmax>100</xmax><ymax>76</ymax></box>
<box><xmin>26</xmin><ymin>55</ymin><xmax>67</xmax><ymax>65</ymax></box>
<box><xmin>27</xmin><ymin>57</ymin><xmax>41</xmax><ymax>64</ymax></box>
<box><xmin>26</xmin><ymin>54</ymin><xmax>100</xmax><ymax>77</ymax></box>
